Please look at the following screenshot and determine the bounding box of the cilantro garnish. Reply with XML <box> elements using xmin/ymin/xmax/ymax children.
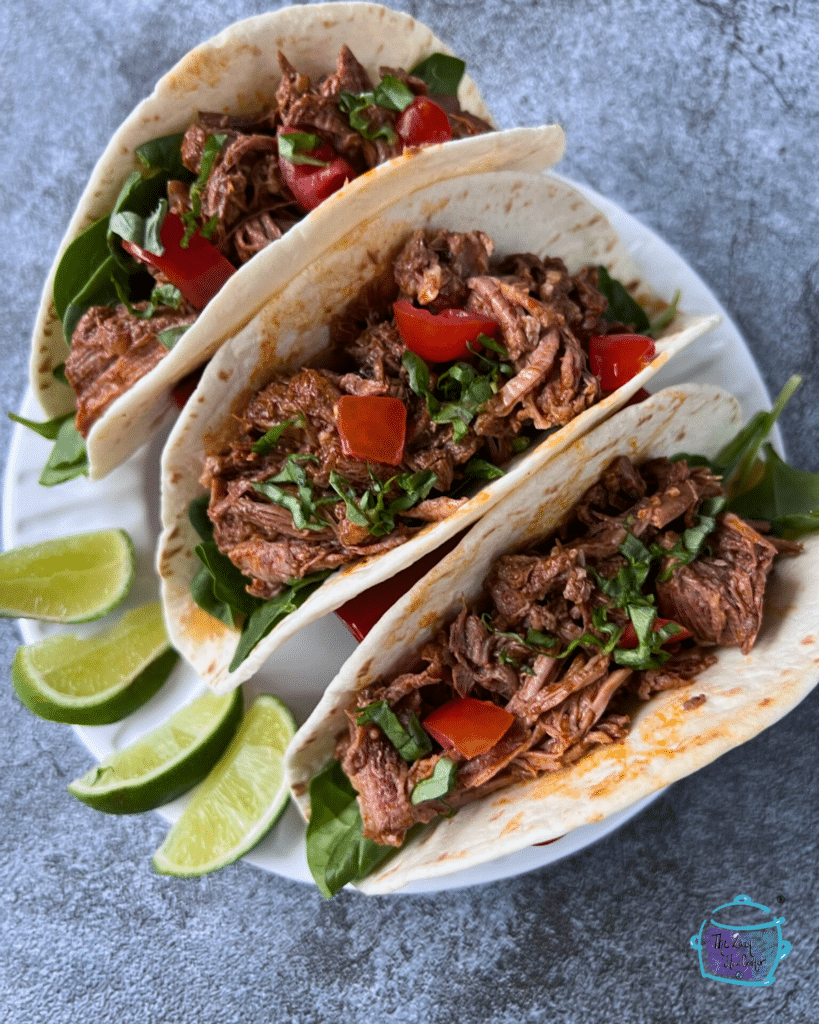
<box><xmin>181</xmin><ymin>133</ymin><xmax>227</xmax><ymax>247</ymax></box>
<box><xmin>338</xmin><ymin>73</ymin><xmax>414</xmax><ymax>144</ymax></box>
<box><xmin>410</xmin><ymin>757</ymin><xmax>458</xmax><ymax>805</ymax></box>
<box><xmin>329</xmin><ymin>468</ymin><xmax>437</xmax><ymax>537</ymax></box>
<box><xmin>355</xmin><ymin>701</ymin><xmax>432</xmax><ymax>761</ymax></box>
<box><xmin>278</xmin><ymin>132</ymin><xmax>330</xmax><ymax>167</ymax></box>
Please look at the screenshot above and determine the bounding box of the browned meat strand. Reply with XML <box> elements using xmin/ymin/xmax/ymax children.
<box><xmin>65</xmin><ymin>303</ymin><xmax>196</xmax><ymax>437</ymax></box>
<box><xmin>65</xmin><ymin>44</ymin><xmax>493</xmax><ymax>437</ymax></box>
<box><xmin>203</xmin><ymin>230</ymin><xmax>614</xmax><ymax>599</ymax></box>
<box><xmin>338</xmin><ymin>456</ymin><xmax>792</xmax><ymax>846</ymax></box>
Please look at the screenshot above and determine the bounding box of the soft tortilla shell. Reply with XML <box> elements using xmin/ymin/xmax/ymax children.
<box><xmin>30</xmin><ymin>3</ymin><xmax>564</xmax><ymax>478</ymax></box>
<box><xmin>158</xmin><ymin>170</ymin><xmax>718</xmax><ymax>693</ymax></box>
<box><xmin>285</xmin><ymin>384</ymin><xmax>819</xmax><ymax>894</ymax></box>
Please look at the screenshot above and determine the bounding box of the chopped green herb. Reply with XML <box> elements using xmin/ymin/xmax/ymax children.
<box><xmin>181</xmin><ymin>133</ymin><xmax>227</xmax><ymax>247</ymax></box>
<box><xmin>403</xmin><ymin>349</ymin><xmax>505</xmax><ymax>443</ymax></box>
<box><xmin>251</xmin><ymin>414</ymin><xmax>305</xmax><ymax>455</ymax></box>
<box><xmin>648</xmin><ymin>289</ymin><xmax>681</xmax><ymax>338</ymax></box>
<box><xmin>338</xmin><ymin>91</ymin><xmax>399</xmax><ymax>144</ymax></box>
<box><xmin>157</xmin><ymin>325</ymin><xmax>189</xmax><ymax>351</ymax></box>
<box><xmin>278</xmin><ymin>132</ymin><xmax>330</xmax><ymax>167</ymax></box>
<box><xmin>410</xmin><ymin>757</ymin><xmax>458</xmax><ymax>805</ymax></box>
<box><xmin>355</xmin><ymin>701</ymin><xmax>432</xmax><ymax>761</ymax></box>
<box><xmin>329</xmin><ymin>468</ymin><xmax>437</xmax><ymax>538</ymax></box>
<box><xmin>373</xmin><ymin>74</ymin><xmax>415</xmax><ymax>112</ymax></box>
<box><xmin>51</xmin><ymin>363</ymin><xmax>69</xmax><ymax>386</ymax></box>
<box><xmin>252</xmin><ymin>454</ymin><xmax>334</xmax><ymax>532</ymax></box>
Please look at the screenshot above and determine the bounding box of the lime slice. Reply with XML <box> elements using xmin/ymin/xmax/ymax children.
<box><xmin>0</xmin><ymin>528</ymin><xmax>134</xmax><ymax>622</ymax></box>
<box><xmin>68</xmin><ymin>689</ymin><xmax>243</xmax><ymax>814</ymax></box>
<box><xmin>12</xmin><ymin>602</ymin><xmax>177</xmax><ymax>724</ymax></box>
<box><xmin>152</xmin><ymin>694</ymin><xmax>296</xmax><ymax>876</ymax></box>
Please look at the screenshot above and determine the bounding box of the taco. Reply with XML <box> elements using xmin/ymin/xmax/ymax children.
<box><xmin>285</xmin><ymin>382</ymin><xmax>819</xmax><ymax>895</ymax></box>
<box><xmin>157</xmin><ymin>169</ymin><xmax>719</xmax><ymax>695</ymax></box>
<box><xmin>25</xmin><ymin>3</ymin><xmax>564</xmax><ymax>482</ymax></box>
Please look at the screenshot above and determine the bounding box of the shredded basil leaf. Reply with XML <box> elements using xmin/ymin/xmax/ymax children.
<box><xmin>251</xmin><ymin>414</ymin><xmax>305</xmax><ymax>455</ymax></box>
<box><xmin>329</xmin><ymin>468</ymin><xmax>437</xmax><ymax>538</ymax></box>
<box><xmin>403</xmin><ymin>349</ymin><xmax>504</xmax><ymax>443</ymax></box>
<box><xmin>409</xmin><ymin>53</ymin><xmax>465</xmax><ymax>96</ymax></box>
<box><xmin>338</xmin><ymin>87</ymin><xmax>400</xmax><ymax>144</ymax></box>
<box><xmin>373</xmin><ymin>74</ymin><xmax>414</xmax><ymax>112</ymax></box>
<box><xmin>157</xmin><ymin>325</ymin><xmax>189</xmax><ymax>351</ymax></box>
<box><xmin>648</xmin><ymin>289</ymin><xmax>681</xmax><ymax>338</ymax></box>
<box><xmin>410</xmin><ymin>757</ymin><xmax>458</xmax><ymax>805</ymax></box>
<box><xmin>181</xmin><ymin>133</ymin><xmax>227</xmax><ymax>247</ymax></box>
<box><xmin>278</xmin><ymin>132</ymin><xmax>330</xmax><ymax>167</ymax></box>
<box><xmin>355</xmin><ymin>701</ymin><xmax>432</xmax><ymax>761</ymax></box>
<box><xmin>252</xmin><ymin>454</ymin><xmax>334</xmax><ymax>532</ymax></box>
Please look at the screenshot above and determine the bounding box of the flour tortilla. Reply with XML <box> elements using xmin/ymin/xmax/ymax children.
<box><xmin>31</xmin><ymin>2</ymin><xmax>567</xmax><ymax>479</ymax></box>
<box><xmin>158</xmin><ymin>170</ymin><xmax>719</xmax><ymax>694</ymax></box>
<box><xmin>285</xmin><ymin>383</ymin><xmax>819</xmax><ymax>893</ymax></box>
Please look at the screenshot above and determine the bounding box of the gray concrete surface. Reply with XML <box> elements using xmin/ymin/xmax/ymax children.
<box><xmin>1</xmin><ymin>1</ymin><xmax>817</xmax><ymax>1021</ymax></box>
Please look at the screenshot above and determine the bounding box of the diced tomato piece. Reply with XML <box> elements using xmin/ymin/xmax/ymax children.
<box><xmin>396</xmin><ymin>97</ymin><xmax>453</xmax><ymax>147</ymax></box>
<box><xmin>336</xmin><ymin>395</ymin><xmax>407</xmax><ymax>465</ymax></box>
<box><xmin>589</xmin><ymin>334</ymin><xmax>656</xmax><ymax>391</ymax></box>
<box><xmin>393</xmin><ymin>300</ymin><xmax>499</xmax><ymax>363</ymax></box>
<box><xmin>171</xmin><ymin>367</ymin><xmax>203</xmax><ymax>409</ymax></box>
<box><xmin>423</xmin><ymin>697</ymin><xmax>515</xmax><ymax>760</ymax></box>
<box><xmin>335</xmin><ymin>533</ymin><xmax>464</xmax><ymax>641</ymax></box>
<box><xmin>120</xmin><ymin>212</ymin><xmax>235</xmax><ymax>311</ymax></box>
<box><xmin>278</xmin><ymin>127</ymin><xmax>356</xmax><ymax>212</ymax></box>
<box><xmin>618</xmin><ymin>618</ymin><xmax>692</xmax><ymax>649</ymax></box>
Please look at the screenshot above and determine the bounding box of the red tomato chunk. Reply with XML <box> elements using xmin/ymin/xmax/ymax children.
<box><xmin>423</xmin><ymin>697</ymin><xmax>515</xmax><ymax>760</ymax></box>
<box><xmin>589</xmin><ymin>333</ymin><xmax>656</xmax><ymax>391</ymax></box>
<box><xmin>121</xmin><ymin>212</ymin><xmax>235</xmax><ymax>311</ymax></box>
<box><xmin>336</xmin><ymin>395</ymin><xmax>407</xmax><ymax>465</ymax></box>
<box><xmin>393</xmin><ymin>300</ymin><xmax>499</xmax><ymax>363</ymax></box>
<box><xmin>396</xmin><ymin>97</ymin><xmax>452</xmax><ymax>147</ymax></box>
<box><xmin>278</xmin><ymin>127</ymin><xmax>356</xmax><ymax>212</ymax></box>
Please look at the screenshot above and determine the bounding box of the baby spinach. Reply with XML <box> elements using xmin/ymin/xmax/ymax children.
<box><xmin>306</xmin><ymin>760</ymin><xmax>399</xmax><ymax>898</ymax></box>
<box><xmin>8</xmin><ymin>412</ymin><xmax>89</xmax><ymax>486</ymax></box>
<box><xmin>409</xmin><ymin>53</ymin><xmax>465</xmax><ymax>96</ymax></box>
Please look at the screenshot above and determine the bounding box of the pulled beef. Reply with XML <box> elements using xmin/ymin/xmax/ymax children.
<box><xmin>65</xmin><ymin>303</ymin><xmax>196</xmax><ymax>437</ymax></box>
<box><xmin>339</xmin><ymin>456</ymin><xmax>792</xmax><ymax>846</ymax></box>
<box><xmin>204</xmin><ymin>230</ymin><xmax>615</xmax><ymax>598</ymax></box>
<box><xmin>66</xmin><ymin>45</ymin><xmax>492</xmax><ymax>437</ymax></box>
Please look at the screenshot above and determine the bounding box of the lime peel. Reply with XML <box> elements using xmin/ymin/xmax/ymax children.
<box><xmin>152</xmin><ymin>694</ymin><xmax>296</xmax><ymax>876</ymax></box>
<box><xmin>12</xmin><ymin>602</ymin><xmax>178</xmax><ymax>724</ymax></box>
<box><xmin>0</xmin><ymin>528</ymin><xmax>135</xmax><ymax>622</ymax></box>
<box><xmin>67</xmin><ymin>688</ymin><xmax>243</xmax><ymax>814</ymax></box>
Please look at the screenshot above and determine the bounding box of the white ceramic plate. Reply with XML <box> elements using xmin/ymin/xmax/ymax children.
<box><xmin>3</xmin><ymin>178</ymin><xmax>775</xmax><ymax>894</ymax></box>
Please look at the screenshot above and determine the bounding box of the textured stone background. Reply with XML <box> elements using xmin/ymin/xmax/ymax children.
<box><xmin>1</xmin><ymin>1</ymin><xmax>817</xmax><ymax>1021</ymax></box>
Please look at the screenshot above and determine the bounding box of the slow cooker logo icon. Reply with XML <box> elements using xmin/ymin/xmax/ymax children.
<box><xmin>690</xmin><ymin>894</ymin><xmax>791</xmax><ymax>987</ymax></box>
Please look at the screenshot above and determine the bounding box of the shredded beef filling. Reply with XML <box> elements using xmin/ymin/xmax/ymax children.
<box><xmin>203</xmin><ymin>229</ymin><xmax>615</xmax><ymax>599</ymax></box>
<box><xmin>336</xmin><ymin>456</ymin><xmax>789</xmax><ymax>846</ymax></box>
<box><xmin>65</xmin><ymin>45</ymin><xmax>493</xmax><ymax>437</ymax></box>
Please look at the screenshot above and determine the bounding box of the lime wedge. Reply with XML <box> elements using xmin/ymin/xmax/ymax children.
<box><xmin>0</xmin><ymin>528</ymin><xmax>134</xmax><ymax>622</ymax></box>
<box><xmin>12</xmin><ymin>602</ymin><xmax>177</xmax><ymax>724</ymax></box>
<box><xmin>152</xmin><ymin>694</ymin><xmax>296</xmax><ymax>876</ymax></box>
<box><xmin>68</xmin><ymin>689</ymin><xmax>243</xmax><ymax>814</ymax></box>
